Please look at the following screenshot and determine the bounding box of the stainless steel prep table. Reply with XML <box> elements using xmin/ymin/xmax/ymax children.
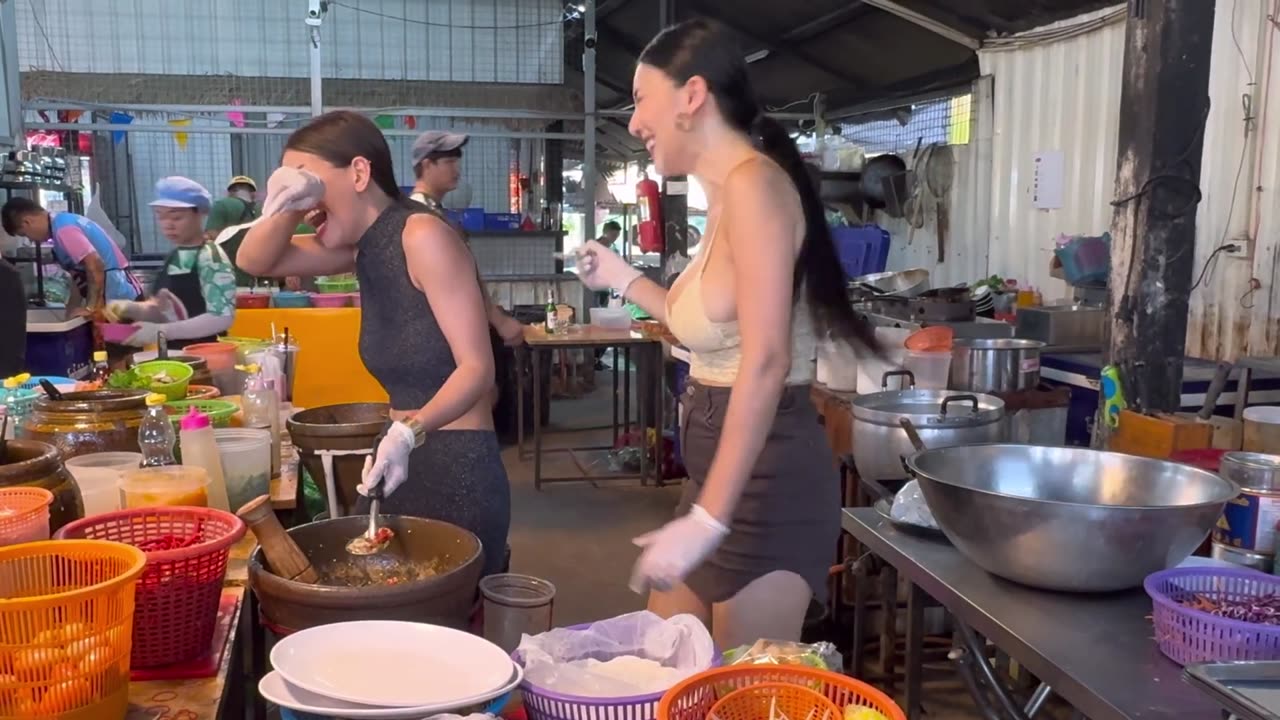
<box><xmin>842</xmin><ymin>507</ymin><xmax>1219</xmax><ymax>720</ymax></box>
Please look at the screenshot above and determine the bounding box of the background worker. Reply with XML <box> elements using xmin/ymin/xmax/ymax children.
<box><xmin>0</xmin><ymin>196</ymin><xmax>143</xmax><ymax>313</ymax></box>
<box><xmin>205</xmin><ymin>175</ymin><xmax>260</xmax><ymax>239</ymax></box>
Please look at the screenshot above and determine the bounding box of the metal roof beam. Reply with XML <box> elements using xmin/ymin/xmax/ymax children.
<box><xmin>776</xmin><ymin>2</ymin><xmax>867</xmax><ymax>44</ymax></box>
<box><xmin>684</xmin><ymin>0</ymin><xmax>870</xmax><ymax>90</ymax></box>
<box><xmin>860</xmin><ymin>0</ymin><xmax>982</xmax><ymax>50</ymax></box>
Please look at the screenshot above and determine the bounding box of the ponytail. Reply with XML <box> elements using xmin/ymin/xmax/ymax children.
<box><xmin>750</xmin><ymin>116</ymin><xmax>880</xmax><ymax>354</ymax></box>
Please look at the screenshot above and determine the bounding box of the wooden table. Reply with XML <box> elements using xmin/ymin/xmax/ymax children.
<box><xmin>124</xmin><ymin>535</ymin><xmax>257</xmax><ymax>720</ymax></box>
<box><xmin>519</xmin><ymin>325</ymin><xmax>665</xmax><ymax>489</ymax></box>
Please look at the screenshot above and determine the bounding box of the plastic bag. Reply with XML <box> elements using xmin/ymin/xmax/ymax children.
<box><xmin>722</xmin><ymin>639</ymin><xmax>842</xmax><ymax>672</ymax></box>
<box><xmin>890</xmin><ymin>479</ymin><xmax>938</xmax><ymax>529</ymax></box>
<box><xmin>515</xmin><ymin>611</ymin><xmax>715</xmax><ymax>697</ymax></box>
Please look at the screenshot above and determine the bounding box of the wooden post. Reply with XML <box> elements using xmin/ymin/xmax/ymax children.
<box><xmin>1105</xmin><ymin>0</ymin><xmax>1216</xmax><ymax>424</ymax></box>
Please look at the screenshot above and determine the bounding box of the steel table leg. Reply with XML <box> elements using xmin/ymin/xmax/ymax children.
<box><xmin>624</xmin><ymin>346</ymin><xmax>632</xmax><ymax>436</ymax></box>
<box><xmin>534</xmin><ymin>348</ymin><xmax>544</xmax><ymax>491</ymax></box>
<box><xmin>1024</xmin><ymin>683</ymin><xmax>1052</xmax><ymax>718</ymax></box>
<box><xmin>905</xmin><ymin>582</ymin><xmax>926</xmax><ymax>720</ymax></box>
<box><xmin>851</xmin><ymin>558</ymin><xmax>869</xmax><ymax>679</ymax></box>
<box><xmin>612</xmin><ymin>345</ymin><xmax>620</xmax><ymax>445</ymax></box>
<box><xmin>638</xmin><ymin>346</ymin><xmax>649</xmax><ymax>486</ymax></box>
<box><xmin>516</xmin><ymin>345</ymin><xmax>527</xmax><ymax>459</ymax></box>
<box><xmin>879</xmin><ymin>564</ymin><xmax>898</xmax><ymax>691</ymax></box>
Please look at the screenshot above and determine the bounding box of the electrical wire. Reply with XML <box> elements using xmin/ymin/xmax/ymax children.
<box><xmin>982</xmin><ymin>6</ymin><xmax>1126</xmax><ymax>51</ymax></box>
<box><xmin>1190</xmin><ymin>244</ymin><xmax>1237</xmax><ymax>292</ymax></box>
<box><xmin>328</xmin><ymin>1</ymin><xmax>574</xmax><ymax>30</ymax></box>
<box><xmin>26</xmin><ymin>0</ymin><xmax>64</xmax><ymax>72</ymax></box>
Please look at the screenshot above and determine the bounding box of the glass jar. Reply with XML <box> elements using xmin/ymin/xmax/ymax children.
<box><xmin>19</xmin><ymin>390</ymin><xmax>150</xmax><ymax>460</ymax></box>
<box><xmin>0</xmin><ymin>439</ymin><xmax>85</xmax><ymax>532</ymax></box>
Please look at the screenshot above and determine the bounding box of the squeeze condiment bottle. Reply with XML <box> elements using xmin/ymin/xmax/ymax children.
<box><xmin>179</xmin><ymin>407</ymin><xmax>231</xmax><ymax>511</ymax></box>
<box><xmin>239</xmin><ymin>365</ymin><xmax>281</xmax><ymax>479</ymax></box>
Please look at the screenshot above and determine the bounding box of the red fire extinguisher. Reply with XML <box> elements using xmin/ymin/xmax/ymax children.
<box><xmin>636</xmin><ymin>172</ymin><xmax>664</xmax><ymax>253</ymax></box>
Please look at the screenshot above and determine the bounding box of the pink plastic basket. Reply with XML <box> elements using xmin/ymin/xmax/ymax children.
<box><xmin>1145</xmin><ymin>566</ymin><xmax>1280</xmax><ymax>666</ymax></box>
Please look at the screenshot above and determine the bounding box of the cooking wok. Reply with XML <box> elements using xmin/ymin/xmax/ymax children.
<box><xmin>906</xmin><ymin>444</ymin><xmax>1237</xmax><ymax>592</ymax></box>
<box><xmin>849</xmin><ymin>269</ymin><xmax>930</xmax><ymax>298</ymax></box>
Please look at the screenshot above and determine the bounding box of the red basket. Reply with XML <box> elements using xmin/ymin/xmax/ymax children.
<box><xmin>56</xmin><ymin>506</ymin><xmax>246</xmax><ymax>668</ymax></box>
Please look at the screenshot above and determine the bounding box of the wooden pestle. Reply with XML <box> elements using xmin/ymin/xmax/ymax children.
<box><xmin>237</xmin><ymin>495</ymin><xmax>320</xmax><ymax>584</ymax></box>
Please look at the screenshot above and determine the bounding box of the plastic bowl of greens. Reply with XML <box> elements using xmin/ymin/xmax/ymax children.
<box><xmin>129</xmin><ymin>361</ymin><xmax>193</xmax><ymax>401</ymax></box>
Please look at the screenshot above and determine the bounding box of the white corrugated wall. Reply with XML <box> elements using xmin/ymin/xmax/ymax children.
<box><xmin>973</xmin><ymin>2</ymin><xmax>1280</xmax><ymax>360</ymax></box>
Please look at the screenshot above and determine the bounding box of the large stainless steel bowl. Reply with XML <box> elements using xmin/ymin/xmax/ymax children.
<box><xmin>906</xmin><ymin>444</ymin><xmax>1237</xmax><ymax>592</ymax></box>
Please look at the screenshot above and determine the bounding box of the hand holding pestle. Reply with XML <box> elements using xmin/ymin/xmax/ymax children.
<box><xmin>237</xmin><ymin>495</ymin><xmax>320</xmax><ymax>584</ymax></box>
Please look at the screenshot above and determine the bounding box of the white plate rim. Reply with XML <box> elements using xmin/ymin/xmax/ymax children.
<box><xmin>269</xmin><ymin>621</ymin><xmax>515</xmax><ymax>708</ymax></box>
<box><xmin>259</xmin><ymin>664</ymin><xmax>523</xmax><ymax>719</ymax></box>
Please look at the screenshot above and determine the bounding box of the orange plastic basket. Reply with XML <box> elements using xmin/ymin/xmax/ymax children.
<box><xmin>0</xmin><ymin>539</ymin><xmax>146</xmax><ymax>720</ymax></box>
<box><xmin>904</xmin><ymin>326</ymin><xmax>954</xmax><ymax>352</ymax></box>
<box><xmin>0</xmin><ymin>488</ymin><xmax>53</xmax><ymax>546</ymax></box>
<box><xmin>659</xmin><ymin>666</ymin><xmax>905</xmax><ymax>720</ymax></box>
<box><xmin>709</xmin><ymin>682</ymin><xmax>841</xmax><ymax>720</ymax></box>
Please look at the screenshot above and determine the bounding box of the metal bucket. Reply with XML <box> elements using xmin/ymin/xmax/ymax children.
<box><xmin>1214</xmin><ymin>452</ymin><xmax>1280</xmax><ymax>554</ymax></box>
<box><xmin>950</xmin><ymin>338</ymin><xmax>1045</xmax><ymax>393</ymax></box>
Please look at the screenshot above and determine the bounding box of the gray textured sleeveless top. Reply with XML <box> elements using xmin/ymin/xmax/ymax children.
<box><xmin>356</xmin><ymin>203</ymin><xmax>455</xmax><ymax>410</ymax></box>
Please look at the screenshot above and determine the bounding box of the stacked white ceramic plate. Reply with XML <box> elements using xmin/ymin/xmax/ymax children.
<box><xmin>260</xmin><ymin>621</ymin><xmax>523</xmax><ymax>719</ymax></box>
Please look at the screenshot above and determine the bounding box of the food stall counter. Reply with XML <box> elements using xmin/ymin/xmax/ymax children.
<box><xmin>228</xmin><ymin>308</ymin><xmax>388</xmax><ymax>408</ymax></box>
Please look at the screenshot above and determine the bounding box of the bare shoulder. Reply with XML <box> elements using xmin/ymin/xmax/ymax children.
<box><xmin>723</xmin><ymin>154</ymin><xmax>801</xmax><ymax>214</ymax></box>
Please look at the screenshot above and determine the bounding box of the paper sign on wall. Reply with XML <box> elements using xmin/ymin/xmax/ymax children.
<box><xmin>1032</xmin><ymin>151</ymin><xmax>1064</xmax><ymax>210</ymax></box>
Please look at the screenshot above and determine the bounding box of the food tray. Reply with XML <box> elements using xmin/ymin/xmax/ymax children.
<box><xmin>1146</xmin><ymin>567</ymin><xmax>1280</xmax><ymax>666</ymax></box>
<box><xmin>1185</xmin><ymin>660</ymin><xmax>1280</xmax><ymax>720</ymax></box>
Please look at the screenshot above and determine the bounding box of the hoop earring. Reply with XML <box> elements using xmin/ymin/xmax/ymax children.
<box><xmin>675</xmin><ymin>112</ymin><xmax>693</xmax><ymax>132</ymax></box>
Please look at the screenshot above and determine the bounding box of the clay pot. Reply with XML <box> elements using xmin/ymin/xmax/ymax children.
<box><xmin>287</xmin><ymin>403</ymin><xmax>389</xmax><ymax>516</ymax></box>
<box><xmin>0</xmin><ymin>440</ymin><xmax>85</xmax><ymax>533</ymax></box>
<box><xmin>20</xmin><ymin>390</ymin><xmax>150</xmax><ymax>460</ymax></box>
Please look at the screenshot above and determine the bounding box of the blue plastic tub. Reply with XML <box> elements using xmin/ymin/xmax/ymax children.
<box><xmin>272</xmin><ymin>291</ymin><xmax>313</xmax><ymax>309</ymax></box>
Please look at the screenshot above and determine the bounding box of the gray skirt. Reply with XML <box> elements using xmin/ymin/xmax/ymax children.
<box><xmin>676</xmin><ymin>381</ymin><xmax>840</xmax><ymax>604</ymax></box>
<box><xmin>355</xmin><ymin>429</ymin><xmax>511</xmax><ymax>577</ymax></box>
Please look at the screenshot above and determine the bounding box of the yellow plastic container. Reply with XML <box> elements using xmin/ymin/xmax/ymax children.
<box><xmin>117</xmin><ymin>466</ymin><xmax>211</xmax><ymax>509</ymax></box>
<box><xmin>0</xmin><ymin>539</ymin><xmax>146</xmax><ymax>719</ymax></box>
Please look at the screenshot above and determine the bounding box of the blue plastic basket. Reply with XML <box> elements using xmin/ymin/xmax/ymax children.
<box><xmin>19</xmin><ymin>375</ymin><xmax>76</xmax><ymax>391</ymax></box>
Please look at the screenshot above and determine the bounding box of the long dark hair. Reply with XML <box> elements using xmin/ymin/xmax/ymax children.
<box><xmin>284</xmin><ymin>111</ymin><xmax>414</xmax><ymax>208</ymax></box>
<box><xmin>639</xmin><ymin>19</ymin><xmax>877</xmax><ymax>352</ymax></box>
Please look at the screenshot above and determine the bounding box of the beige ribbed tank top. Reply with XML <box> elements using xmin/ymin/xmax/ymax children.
<box><xmin>665</xmin><ymin>213</ymin><xmax>817</xmax><ymax>387</ymax></box>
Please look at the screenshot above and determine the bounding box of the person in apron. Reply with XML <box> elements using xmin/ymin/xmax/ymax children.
<box><xmin>115</xmin><ymin>177</ymin><xmax>237</xmax><ymax>350</ymax></box>
<box><xmin>0</xmin><ymin>197</ymin><xmax>143</xmax><ymax>312</ymax></box>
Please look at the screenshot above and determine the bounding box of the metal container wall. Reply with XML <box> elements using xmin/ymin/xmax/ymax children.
<box><xmin>851</xmin><ymin>386</ymin><xmax>1006</xmax><ymax>481</ymax></box>
<box><xmin>1215</xmin><ymin>452</ymin><xmax>1280</xmax><ymax>554</ymax></box>
<box><xmin>950</xmin><ymin>338</ymin><xmax>1046</xmax><ymax>393</ymax></box>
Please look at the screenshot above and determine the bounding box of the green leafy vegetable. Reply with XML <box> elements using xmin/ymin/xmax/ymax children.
<box><xmin>106</xmin><ymin>369</ymin><xmax>150</xmax><ymax>390</ymax></box>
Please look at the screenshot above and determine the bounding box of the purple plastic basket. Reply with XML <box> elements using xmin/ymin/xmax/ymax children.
<box><xmin>515</xmin><ymin>622</ymin><xmax>716</xmax><ymax>720</ymax></box>
<box><xmin>1145</xmin><ymin>566</ymin><xmax>1280</xmax><ymax>666</ymax></box>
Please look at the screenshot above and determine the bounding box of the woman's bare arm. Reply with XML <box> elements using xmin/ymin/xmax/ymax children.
<box><xmin>237</xmin><ymin>213</ymin><xmax>355</xmax><ymax>278</ymax></box>
<box><xmin>622</xmin><ymin>277</ymin><xmax>668</xmax><ymax>324</ymax></box>
<box><xmin>692</xmin><ymin>163</ymin><xmax>801</xmax><ymax>524</ymax></box>
<box><xmin>402</xmin><ymin>213</ymin><xmax>494</xmax><ymax>431</ymax></box>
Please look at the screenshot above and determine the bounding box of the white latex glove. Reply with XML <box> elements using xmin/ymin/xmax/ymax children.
<box><xmin>123</xmin><ymin>322</ymin><xmax>162</xmax><ymax>348</ymax></box>
<box><xmin>629</xmin><ymin>504</ymin><xmax>729</xmax><ymax>594</ymax></box>
<box><xmin>575</xmin><ymin>240</ymin><xmax>643</xmax><ymax>295</ymax></box>
<box><xmin>261</xmin><ymin>166</ymin><xmax>325</xmax><ymax>218</ymax></box>
<box><xmin>356</xmin><ymin>421</ymin><xmax>416</xmax><ymax>498</ymax></box>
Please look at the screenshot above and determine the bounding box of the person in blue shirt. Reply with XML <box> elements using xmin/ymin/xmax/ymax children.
<box><xmin>1</xmin><ymin>197</ymin><xmax>143</xmax><ymax>313</ymax></box>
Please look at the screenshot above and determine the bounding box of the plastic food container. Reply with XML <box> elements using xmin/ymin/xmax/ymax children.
<box><xmin>856</xmin><ymin>327</ymin><xmax>910</xmax><ymax>395</ymax></box>
<box><xmin>184</xmin><ymin>342</ymin><xmax>239</xmax><ymax>373</ymax></box>
<box><xmin>1244</xmin><ymin>406</ymin><xmax>1280</xmax><ymax>454</ymax></box>
<box><xmin>236</xmin><ymin>293</ymin><xmax>271</xmax><ymax>309</ymax></box>
<box><xmin>349</xmin><ymin>293</ymin><xmax>361</xmax><ymax>308</ymax></box>
<box><xmin>903</xmin><ymin>350</ymin><xmax>952</xmax><ymax>390</ymax></box>
<box><xmin>119</xmin><ymin>466</ymin><xmax>211</xmax><ymax>508</ymax></box>
<box><xmin>100</xmin><ymin>322</ymin><xmax>137</xmax><ymax>344</ymax></box>
<box><xmin>0</xmin><ymin>487</ymin><xmax>53</xmax><ymax>545</ymax></box>
<box><xmin>64</xmin><ymin>452</ymin><xmax>141</xmax><ymax>516</ymax></box>
<box><xmin>273</xmin><ymin>291</ymin><xmax>313</xmax><ymax>309</ymax></box>
<box><xmin>134</xmin><ymin>360</ymin><xmax>194</xmax><ymax>401</ymax></box>
<box><xmin>0</xmin><ymin>540</ymin><xmax>147</xmax><ymax>719</ymax></box>
<box><xmin>590</xmin><ymin>307</ymin><xmax>632</xmax><ymax>330</ymax></box>
<box><xmin>214</xmin><ymin>429</ymin><xmax>272</xmax><ymax>512</ymax></box>
<box><xmin>314</xmin><ymin>277</ymin><xmax>358</xmax><ymax>294</ymax></box>
<box><xmin>311</xmin><ymin>293</ymin><xmax>351</xmax><ymax>308</ymax></box>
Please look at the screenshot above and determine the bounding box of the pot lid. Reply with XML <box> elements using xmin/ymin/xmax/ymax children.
<box><xmin>852</xmin><ymin>388</ymin><xmax>1005</xmax><ymax>426</ymax></box>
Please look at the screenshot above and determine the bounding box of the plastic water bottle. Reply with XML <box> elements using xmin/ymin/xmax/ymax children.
<box><xmin>3</xmin><ymin>373</ymin><xmax>31</xmax><ymax>438</ymax></box>
<box><xmin>138</xmin><ymin>393</ymin><xmax>176</xmax><ymax>467</ymax></box>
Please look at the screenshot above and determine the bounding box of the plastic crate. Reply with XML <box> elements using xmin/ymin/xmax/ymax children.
<box><xmin>461</xmin><ymin>208</ymin><xmax>486</xmax><ymax>232</ymax></box>
<box><xmin>485</xmin><ymin>212</ymin><xmax>523</xmax><ymax>230</ymax></box>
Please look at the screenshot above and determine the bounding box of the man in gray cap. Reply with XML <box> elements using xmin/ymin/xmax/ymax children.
<box><xmin>409</xmin><ymin>130</ymin><xmax>468</xmax><ymax>212</ymax></box>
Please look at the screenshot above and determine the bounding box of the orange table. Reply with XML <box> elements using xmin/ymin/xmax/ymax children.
<box><xmin>228</xmin><ymin>308</ymin><xmax>388</xmax><ymax>408</ymax></box>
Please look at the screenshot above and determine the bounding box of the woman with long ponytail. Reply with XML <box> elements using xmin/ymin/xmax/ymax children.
<box><xmin>573</xmin><ymin>19</ymin><xmax>877</xmax><ymax>647</ymax></box>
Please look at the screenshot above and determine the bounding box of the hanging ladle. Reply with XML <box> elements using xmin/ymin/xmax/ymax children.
<box><xmin>345</xmin><ymin>457</ymin><xmax>393</xmax><ymax>556</ymax></box>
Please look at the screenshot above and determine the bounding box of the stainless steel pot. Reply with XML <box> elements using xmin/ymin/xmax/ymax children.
<box><xmin>950</xmin><ymin>338</ymin><xmax>1046</xmax><ymax>393</ymax></box>
<box><xmin>851</xmin><ymin>371</ymin><xmax>1006</xmax><ymax>481</ymax></box>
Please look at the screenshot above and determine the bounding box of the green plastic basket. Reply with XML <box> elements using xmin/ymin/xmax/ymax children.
<box><xmin>315</xmin><ymin>278</ymin><xmax>359</xmax><ymax>293</ymax></box>
<box><xmin>134</xmin><ymin>360</ymin><xmax>194</xmax><ymax>401</ymax></box>
<box><xmin>165</xmin><ymin>399</ymin><xmax>238</xmax><ymax>428</ymax></box>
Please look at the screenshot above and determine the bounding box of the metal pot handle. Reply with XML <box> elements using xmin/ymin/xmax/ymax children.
<box><xmin>881</xmin><ymin>369</ymin><xmax>916</xmax><ymax>390</ymax></box>
<box><xmin>940</xmin><ymin>394</ymin><xmax>980</xmax><ymax>417</ymax></box>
